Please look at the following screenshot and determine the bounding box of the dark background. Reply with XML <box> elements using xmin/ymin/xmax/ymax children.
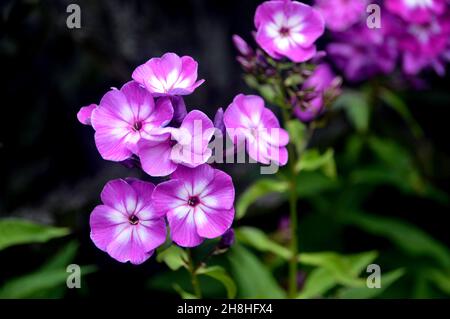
<box><xmin>1</xmin><ymin>0</ymin><xmax>449</xmax><ymax>298</ymax></box>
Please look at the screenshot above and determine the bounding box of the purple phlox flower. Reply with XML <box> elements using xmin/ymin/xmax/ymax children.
<box><xmin>314</xmin><ymin>0</ymin><xmax>367</xmax><ymax>32</ymax></box>
<box><xmin>254</xmin><ymin>0</ymin><xmax>325</xmax><ymax>62</ymax></box>
<box><xmin>293</xmin><ymin>63</ymin><xmax>340</xmax><ymax>122</ymax></box>
<box><xmin>132</xmin><ymin>52</ymin><xmax>204</xmax><ymax>96</ymax></box>
<box><xmin>396</xmin><ymin>14</ymin><xmax>450</xmax><ymax>75</ymax></box>
<box><xmin>232</xmin><ymin>34</ymin><xmax>254</xmax><ymax>56</ymax></box>
<box><xmin>386</xmin><ymin>0</ymin><xmax>447</xmax><ymax>24</ymax></box>
<box><xmin>90</xmin><ymin>81</ymin><xmax>174</xmax><ymax>161</ymax></box>
<box><xmin>90</xmin><ymin>178</ymin><xmax>166</xmax><ymax>265</ymax></box>
<box><xmin>77</xmin><ymin>103</ymin><xmax>97</xmax><ymax>125</ymax></box>
<box><xmin>223</xmin><ymin>94</ymin><xmax>289</xmax><ymax>166</ymax></box>
<box><xmin>138</xmin><ymin>110</ymin><xmax>215</xmax><ymax>177</ymax></box>
<box><xmin>152</xmin><ymin>164</ymin><xmax>235</xmax><ymax>248</ymax></box>
<box><xmin>327</xmin><ymin>18</ymin><xmax>399</xmax><ymax>82</ymax></box>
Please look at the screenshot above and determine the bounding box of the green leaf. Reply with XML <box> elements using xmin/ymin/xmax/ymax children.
<box><xmin>0</xmin><ymin>219</ymin><xmax>70</xmax><ymax>251</ymax></box>
<box><xmin>296</xmin><ymin>148</ymin><xmax>336</xmax><ymax>178</ymax></box>
<box><xmin>156</xmin><ymin>245</ymin><xmax>188</xmax><ymax>271</ymax></box>
<box><xmin>379</xmin><ymin>88</ymin><xmax>423</xmax><ymax>138</ymax></box>
<box><xmin>337</xmin><ymin>268</ymin><xmax>405</xmax><ymax>299</ymax></box>
<box><xmin>296</xmin><ymin>171</ymin><xmax>340</xmax><ymax>198</ymax></box>
<box><xmin>228</xmin><ymin>244</ymin><xmax>285</xmax><ymax>298</ymax></box>
<box><xmin>173</xmin><ymin>284</ymin><xmax>198</xmax><ymax>299</ymax></box>
<box><xmin>236</xmin><ymin>179</ymin><xmax>289</xmax><ymax>219</ymax></box>
<box><xmin>343</xmin><ymin>212</ymin><xmax>450</xmax><ymax>269</ymax></box>
<box><xmin>335</xmin><ymin>90</ymin><xmax>370</xmax><ymax>132</ymax></box>
<box><xmin>235</xmin><ymin>226</ymin><xmax>292</xmax><ymax>260</ymax></box>
<box><xmin>0</xmin><ymin>240</ymin><xmax>96</xmax><ymax>298</ymax></box>
<box><xmin>426</xmin><ymin>268</ymin><xmax>450</xmax><ymax>295</ymax></box>
<box><xmin>197</xmin><ymin>266</ymin><xmax>237</xmax><ymax>299</ymax></box>
<box><xmin>297</xmin><ymin>267</ymin><xmax>337</xmax><ymax>298</ymax></box>
<box><xmin>299</xmin><ymin>251</ymin><xmax>377</xmax><ymax>287</ymax></box>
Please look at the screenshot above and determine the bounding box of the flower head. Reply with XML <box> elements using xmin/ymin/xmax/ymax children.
<box><xmin>138</xmin><ymin>110</ymin><xmax>214</xmax><ymax>176</ymax></box>
<box><xmin>90</xmin><ymin>81</ymin><xmax>173</xmax><ymax>161</ymax></box>
<box><xmin>224</xmin><ymin>94</ymin><xmax>289</xmax><ymax>165</ymax></box>
<box><xmin>153</xmin><ymin>164</ymin><xmax>235</xmax><ymax>247</ymax></box>
<box><xmin>314</xmin><ymin>0</ymin><xmax>367</xmax><ymax>31</ymax></box>
<box><xmin>90</xmin><ymin>178</ymin><xmax>166</xmax><ymax>265</ymax></box>
<box><xmin>254</xmin><ymin>0</ymin><xmax>324</xmax><ymax>62</ymax></box>
<box><xmin>132</xmin><ymin>52</ymin><xmax>204</xmax><ymax>96</ymax></box>
<box><xmin>386</xmin><ymin>0</ymin><xmax>446</xmax><ymax>24</ymax></box>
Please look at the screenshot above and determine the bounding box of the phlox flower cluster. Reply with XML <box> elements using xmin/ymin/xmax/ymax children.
<box><xmin>78</xmin><ymin>52</ymin><xmax>289</xmax><ymax>264</ymax></box>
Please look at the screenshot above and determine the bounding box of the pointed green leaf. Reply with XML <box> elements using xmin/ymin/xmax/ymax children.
<box><xmin>228</xmin><ymin>244</ymin><xmax>285</xmax><ymax>298</ymax></box>
<box><xmin>235</xmin><ymin>226</ymin><xmax>292</xmax><ymax>260</ymax></box>
<box><xmin>0</xmin><ymin>219</ymin><xmax>69</xmax><ymax>251</ymax></box>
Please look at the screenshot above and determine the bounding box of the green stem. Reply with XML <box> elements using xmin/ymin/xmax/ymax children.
<box><xmin>187</xmin><ymin>250</ymin><xmax>202</xmax><ymax>298</ymax></box>
<box><xmin>280</xmin><ymin>107</ymin><xmax>299</xmax><ymax>299</ymax></box>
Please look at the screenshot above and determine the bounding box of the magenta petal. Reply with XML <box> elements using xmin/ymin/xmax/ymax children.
<box><xmin>105</xmin><ymin>227</ymin><xmax>154</xmax><ymax>265</ymax></box>
<box><xmin>100</xmin><ymin>179</ymin><xmax>138</xmax><ymax>214</ymax></box>
<box><xmin>171</xmin><ymin>164</ymin><xmax>215</xmax><ymax>194</ymax></box>
<box><xmin>195</xmin><ymin>206</ymin><xmax>234</xmax><ymax>239</ymax></box>
<box><xmin>90</xmin><ymin>205</ymin><xmax>128</xmax><ymax>251</ymax></box>
<box><xmin>167</xmin><ymin>206</ymin><xmax>204</xmax><ymax>247</ymax></box>
<box><xmin>77</xmin><ymin>104</ymin><xmax>97</xmax><ymax>125</ymax></box>
<box><xmin>138</xmin><ymin>136</ymin><xmax>178</xmax><ymax>177</ymax></box>
<box><xmin>200</xmin><ymin>169</ymin><xmax>235</xmax><ymax>210</ymax></box>
<box><xmin>152</xmin><ymin>179</ymin><xmax>187</xmax><ymax>216</ymax></box>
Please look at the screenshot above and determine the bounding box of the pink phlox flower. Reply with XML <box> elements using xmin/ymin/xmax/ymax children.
<box><xmin>132</xmin><ymin>52</ymin><xmax>204</xmax><ymax>96</ymax></box>
<box><xmin>90</xmin><ymin>178</ymin><xmax>167</xmax><ymax>265</ymax></box>
<box><xmin>152</xmin><ymin>164</ymin><xmax>235</xmax><ymax>247</ymax></box>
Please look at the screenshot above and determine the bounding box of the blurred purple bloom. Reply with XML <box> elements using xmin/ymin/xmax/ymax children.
<box><xmin>90</xmin><ymin>178</ymin><xmax>166</xmax><ymax>265</ymax></box>
<box><xmin>294</xmin><ymin>63</ymin><xmax>340</xmax><ymax>122</ymax></box>
<box><xmin>91</xmin><ymin>81</ymin><xmax>174</xmax><ymax>161</ymax></box>
<box><xmin>314</xmin><ymin>0</ymin><xmax>367</xmax><ymax>31</ymax></box>
<box><xmin>138</xmin><ymin>110</ymin><xmax>214</xmax><ymax>176</ymax></box>
<box><xmin>152</xmin><ymin>164</ymin><xmax>235</xmax><ymax>247</ymax></box>
<box><xmin>224</xmin><ymin>94</ymin><xmax>289</xmax><ymax>166</ymax></box>
<box><xmin>254</xmin><ymin>0</ymin><xmax>325</xmax><ymax>62</ymax></box>
<box><xmin>232</xmin><ymin>34</ymin><xmax>254</xmax><ymax>56</ymax></box>
<box><xmin>386</xmin><ymin>0</ymin><xmax>446</xmax><ymax>24</ymax></box>
<box><xmin>396</xmin><ymin>14</ymin><xmax>450</xmax><ymax>75</ymax></box>
<box><xmin>327</xmin><ymin>20</ymin><xmax>398</xmax><ymax>82</ymax></box>
<box><xmin>132</xmin><ymin>52</ymin><xmax>205</xmax><ymax>96</ymax></box>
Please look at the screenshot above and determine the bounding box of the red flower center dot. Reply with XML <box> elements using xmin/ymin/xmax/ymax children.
<box><xmin>279</xmin><ymin>27</ymin><xmax>290</xmax><ymax>37</ymax></box>
<box><xmin>129</xmin><ymin>214</ymin><xmax>139</xmax><ymax>225</ymax></box>
<box><xmin>188</xmin><ymin>196</ymin><xmax>200</xmax><ymax>207</ymax></box>
<box><xmin>133</xmin><ymin>121</ymin><xmax>143</xmax><ymax>131</ymax></box>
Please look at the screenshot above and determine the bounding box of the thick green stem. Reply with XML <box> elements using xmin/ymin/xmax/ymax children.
<box><xmin>187</xmin><ymin>250</ymin><xmax>202</xmax><ymax>298</ymax></box>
